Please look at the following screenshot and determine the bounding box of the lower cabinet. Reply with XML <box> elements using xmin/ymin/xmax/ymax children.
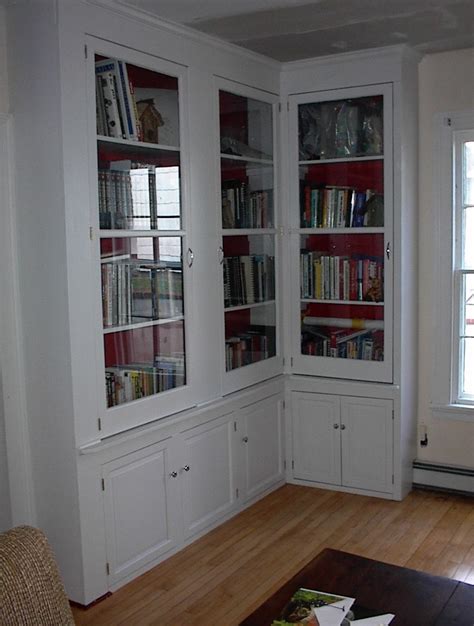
<box><xmin>102</xmin><ymin>437</ymin><xmax>181</xmax><ymax>586</ymax></box>
<box><xmin>238</xmin><ymin>394</ymin><xmax>285</xmax><ymax>503</ymax></box>
<box><xmin>291</xmin><ymin>391</ymin><xmax>393</xmax><ymax>495</ymax></box>
<box><xmin>101</xmin><ymin>386</ymin><xmax>285</xmax><ymax>589</ymax></box>
<box><xmin>180</xmin><ymin>412</ymin><xmax>237</xmax><ymax>540</ymax></box>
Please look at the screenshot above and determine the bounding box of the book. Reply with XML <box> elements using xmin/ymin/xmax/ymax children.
<box><xmin>271</xmin><ymin>587</ymin><xmax>354</xmax><ymax>626</ymax></box>
<box><xmin>96</xmin><ymin>59</ymin><xmax>127</xmax><ymax>138</ymax></box>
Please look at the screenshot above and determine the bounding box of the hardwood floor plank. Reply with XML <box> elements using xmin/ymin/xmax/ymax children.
<box><xmin>72</xmin><ymin>485</ymin><xmax>474</xmax><ymax>626</ymax></box>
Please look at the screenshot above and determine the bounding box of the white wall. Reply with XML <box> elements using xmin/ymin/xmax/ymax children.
<box><xmin>0</xmin><ymin>5</ymin><xmax>12</xmax><ymax>531</ymax></box>
<box><xmin>417</xmin><ymin>48</ymin><xmax>474</xmax><ymax>468</ymax></box>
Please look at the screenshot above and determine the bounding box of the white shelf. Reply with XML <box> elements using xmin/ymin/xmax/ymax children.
<box><xmin>301</xmin><ymin>299</ymin><xmax>384</xmax><ymax>306</ymax></box>
<box><xmin>224</xmin><ymin>300</ymin><xmax>276</xmax><ymax>313</ymax></box>
<box><xmin>220</xmin><ymin>153</ymin><xmax>273</xmax><ymax>166</ymax></box>
<box><xmin>99</xmin><ymin>229</ymin><xmax>185</xmax><ymax>238</ymax></box>
<box><xmin>296</xmin><ymin>227</ymin><xmax>384</xmax><ymax>234</ymax></box>
<box><xmin>97</xmin><ymin>135</ymin><xmax>180</xmax><ymax>153</ymax></box>
<box><xmin>299</xmin><ymin>155</ymin><xmax>383</xmax><ymax>165</ymax></box>
<box><xmin>222</xmin><ymin>228</ymin><xmax>276</xmax><ymax>236</ymax></box>
<box><xmin>103</xmin><ymin>316</ymin><xmax>184</xmax><ymax>334</ymax></box>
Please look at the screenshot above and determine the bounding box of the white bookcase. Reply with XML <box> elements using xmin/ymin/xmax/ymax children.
<box><xmin>5</xmin><ymin>0</ymin><xmax>418</xmax><ymax>607</ymax></box>
<box><xmin>281</xmin><ymin>47</ymin><xmax>420</xmax><ymax>502</ymax></box>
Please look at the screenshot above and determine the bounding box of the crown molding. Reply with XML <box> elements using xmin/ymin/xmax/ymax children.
<box><xmin>84</xmin><ymin>0</ymin><xmax>281</xmax><ymax>70</ymax></box>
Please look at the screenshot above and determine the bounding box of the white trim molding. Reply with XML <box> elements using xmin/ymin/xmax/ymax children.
<box><xmin>0</xmin><ymin>113</ymin><xmax>36</xmax><ymax>525</ymax></box>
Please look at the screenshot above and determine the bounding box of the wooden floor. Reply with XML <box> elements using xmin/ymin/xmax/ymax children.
<box><xmin>72</xmin><ymin>485</ymin><xmax>474</xmax><ymax>626</ymax></box>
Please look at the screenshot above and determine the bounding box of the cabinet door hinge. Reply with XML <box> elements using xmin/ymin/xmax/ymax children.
<box><xmin>445</xmin><ymin>117</ymin><xmax>452</xmax><ymax>126</ymax></box>
<box><xmin>283</xmin><ymin>460</ymin><xmax>287</xmax><ymax>470</ymax></box>
<box><xmin>84</xmin><ymin>44</ymin><xmax>88</xmax><ymax>60</ymax></box>
<box><xmin>101</xmin><ymin>478</ymin><xmax>105</xmax><ymax>492</ymax></box>
<box><xmin>287</xmin><ymin>101</ymin><xmax>290</xmax><ymax>112</ymax></box>
<box><xmin>282</xmin><ymin>357</ymin><xmax>285</xmax><ymax>367</ymax></box>
<box><xmin>106</xmin><ymin>562</ymin><xmax>110</xmax><ymax>575</ymax></box>
<box><xmin>235</xmin><ymin>488</ymin><xmax>239</xmax><ymax>499</ymax></box>
<box><xmin>392</xmin><ymin>410</ymin><xmax>394</xmax><ymax>420</ymax></box>
<box><xmin>234</xmin><ymin>421</ymin><xmax>237</xmax><ymax>432</ymax></box>
<box><xmin>290</xmin><ymin>357</ymin><xmax>294</xmax><ymax>367</ymax></box>
<box><xmin>98</xmin><ymin>418</ymin><xmax>102</xmax><ymax>431</ymax></box>
<box><xmin>292</xmin><ymin>460</ymin><xmax>295</xmax><ymax>469</ymax></box>
<box><xmin>278</xmin><ymin>102</ymin><xmax>282</xmax><ymax>112</ymax></box>
<box><xmin>89</xmin><ymin>226</ymin><xmax>94</xmax><ymax>241</ymax></box>
<box><xmin>392</xmin><ymin>474</ymin><xmax>394</xmax><ymax>485</ymax></box>
<box><xmin>282</xmin><ymin>400</ymin><xmax>286</xmax><ymax>410</ymax></box>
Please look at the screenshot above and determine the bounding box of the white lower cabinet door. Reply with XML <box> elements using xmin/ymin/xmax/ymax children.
<box><xmin>240</xmin><ymin>393</ymin><xmax>284</xmax><ymax>503</ymax></box>
<box><xmin>180</xmin><ymin>412</ymin><xmax>237</xmax><ymax>540</ymax></box>
<box><xmin>340</xmin><ymin>397</ymin><xmax>393</xmax><ymax>493</ymax></box>
<box><xmin>102</xmin><ymin>437</ymin><xmax>181</xmax><ymax>586</ymax></box>
<box><xmin>292</xmin><ymin>392</ymin><xmax>341</xmax><ymax>485</ymax></box>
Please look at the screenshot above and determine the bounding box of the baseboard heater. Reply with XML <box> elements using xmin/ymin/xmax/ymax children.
<box><xmin>413</xmin><ymin>460</ymin><xmax>474</xmax><ymax>496</ymax></box>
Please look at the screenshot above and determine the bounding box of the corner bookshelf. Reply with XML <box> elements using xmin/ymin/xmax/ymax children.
<box><xmin>218</xmin><ymin>85</ymin><xmax>281</xmax><ymax>391</ymax></box>
<box><xmin>93</xmin><ymin>50</ymin><xmax>190</xmax><ymax>418</ymax></box>
<box><xmin>290</xmin><ymin>84</ymin><xmax>393</xmax><ymax>383</ymax></box>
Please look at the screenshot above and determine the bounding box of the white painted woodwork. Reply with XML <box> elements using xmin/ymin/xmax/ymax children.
<box><xmin>180</xmin><ymin>413</ymin><xmax>236</xmax><ymax>539</ymax></box>
<box><xmin>292</xmin><ymin>392</ymin><xmax>341</xmax><ymax>485</ymax></box>
<box><xmin>340</xmin><ymin>396</ymin><xmax>393</xmax><ymax>493</ymax></box>
<box><xmin>102</xmin><ymin>438</ymin><xmax>181</xmax><ymax>586</ymax></box>
<box><xmin>239</xmin><ymin>393</ymin><xmax>284</xmax><ymax>501</ymax></box>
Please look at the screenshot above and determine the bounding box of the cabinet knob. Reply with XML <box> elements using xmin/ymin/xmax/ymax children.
<box><xmin>182</xmin><ymin>465</ymin><xmax>190</xmax><ymax>472</ymax></box>
<box><xmin>169</xmin><ymin>471</ymin><xmax>178</xmax><ymax>478</ymax></box>
<box><xmin>333</xmin><ymin>423</ymin><xmax>339</xmax><ymax>429</ymax></box>
<box><xmin>242</xmin><ymin>436</ymin><xmax>249</xmax><ymax>443</ymax></box>
<box><xmin>340</xmin><ymin>424</ymin><xmax>346</xmax><ymax>430</ymax></box>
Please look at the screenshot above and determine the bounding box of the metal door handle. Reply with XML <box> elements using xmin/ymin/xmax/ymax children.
<box><xmin>340</xmin><ymin>424</ymin><xmax>346</xmax><ymax>430</ymax></box>
<box><xmin>242</xmin><ymin>436</ymin><xmax>249</xmax><ymax>443</ymax></box>
<box><xmin>182</xmin><ymin>465</ymin><xmax>190</xmax><ymax>472</ymax></box>
<box><xmin>187</xmin><ymin>248</ymin><xmax>194</xmax><ymax>267</ymax></box>
<box><xmin>169</xmin><ymin>471</ymin><xmax>178</xmax><ymax>478</ymax></box>
<box><xmin>333</xmin><ymin>423</ymin><xmax>339</xmax><ymax>429</ymax></box>
<box><xmin>386</xmin><ymin>241</ymin><xmax>391</xmax><ymax>260</ymax></box>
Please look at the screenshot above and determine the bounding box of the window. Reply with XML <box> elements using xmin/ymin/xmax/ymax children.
<box><xmin>431</xmin><ymin>112</ymin><xmax>474</xmax><ymax>420</ymax></box>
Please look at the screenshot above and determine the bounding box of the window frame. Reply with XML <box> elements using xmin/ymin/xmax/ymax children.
<box><xmin>431</xmin><ymin>111</ymin><xmax>474</xmax><ymax>422</ymax></box>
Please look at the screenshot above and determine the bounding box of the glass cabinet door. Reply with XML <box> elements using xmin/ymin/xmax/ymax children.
<box><xmin>95</xmin><ymin>54</ymin><xmax>187</xmax><ymax>409</ymax></box>
<box><xmin>292</xmin><ymin>86</ymin><xmax>392</xmax><ymax>382</ymax></box>
<box><xmin>218</xmin><ymin>90</ymin><xmax>278</xmax><ymax>377</ymax></box>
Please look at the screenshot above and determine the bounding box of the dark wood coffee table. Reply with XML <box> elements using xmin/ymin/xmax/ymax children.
<box><xmin>240</xmin><ymin>548</ymin><xmax>474</xmax><ymax>625</ymax></box>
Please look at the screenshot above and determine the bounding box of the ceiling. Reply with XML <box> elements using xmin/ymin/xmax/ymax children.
<box><xmin>116</xmin><ymin>0</ymin><xmax>474</xmax><ymax>62</ymax></box>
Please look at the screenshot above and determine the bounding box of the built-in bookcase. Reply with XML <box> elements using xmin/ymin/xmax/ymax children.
<box><xmin>218</xmin><ymin>86</ymin><xmax>280</xmax><ymax>385</ymax></box>
<box><xmin>94</xmin><ymin>53</ymin><xmax>188</xmax><ymax>409</ymax></box>
<box><xmin>290</xmin><ymin>84</ymin><xmax>393</xmax><ymax>383</ymax></box>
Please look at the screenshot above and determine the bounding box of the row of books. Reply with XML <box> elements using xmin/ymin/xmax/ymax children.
<box><xmin>223</xmin><ymin>255</ymin><xmax>275</xmax><ymax>308</ymax></box>
<box><xmin>96</xmin><ymin>58</ymin><xmax>140</xmax><ymax>140</ymax></box>
<box><xmin>300</xmin><ymin>251</ymin><xmax>383</xmax><ymax>302</ymax></box>
<box><xmin>98</xmin><ymin>166</ymin><xmax>157</xmax><ymax>230</ymax></box>
<box><xmin>300</xmin><ymin>184</ymin><xmax>383</xmax><ymax>228</ymax></box>
<box><xmin>105</xmin><ymin>356</ymin><xmax>185</xmax><ymax>407</ymax></box>
<box><xmin>102</xmin><ymin>262</ymin><xmax>183</xmax><ymax>328</ymax></box>
<box><xmin>222</xmin><ymin>180</ymin><xmax>273</xmax><ymax>229</ymax></box>
<box><xmin>225</xmin><ymin>327</ymin><xmax>276</xmax><ymax>371</ymax></box>
<box><xmin>301</xmin><ymin>326</ymin><xmax>384</xmax><ymax>361</ymax></box>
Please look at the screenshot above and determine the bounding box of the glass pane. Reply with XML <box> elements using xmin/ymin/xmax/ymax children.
<box><xmin>461</xmin><ymin>338</ymin><xmax>474</xmax><ymax>397</ymax></box>
<box><xmin>299</xmin><ymin>95</ymin><xmax>383</xmax><ymax>161</ymax></box>
<box><xmin>464</xmin><ymin>141</ymin><xmax>474</xmax><ymax>206</ymax></box>
<box><xmin>299</xmin><ymin>160</ymin><xmax>384</xmax><ymax>229</ymax></box>
<box><xmin>225</xmin><ymin>304</ymin><xmax>276</xmax><ymax>371</ymax></box>
<box><xmin>461</xmin><ymin>273</ymin><xmax>474</xmax><ymax>337</ymax></box>
<box><xmin>300</xmin><ymin>232</ymin><xmax>384</xmax><ymax>361</ymax></box>
<box><xmin>221</xmin><ymin>159</ymin><xmax>274</xmax><ymax>229</ymax></box>
<box><xmin>223</xmin><ymin>235</ymin><xmax>275</xmax><ymax>307</ymax></box>
<box><xmin>464</xmin><ymin>207</ymin><xmax>474</xmax><ymax>269</ymax></box>
<box><xmin>101</xmin><ymin>237</ymin><xmax>183</xmax><ymax>329</ymax></box>
<box><xmin>98</xmin><ymin>145</ymin><xmax>181</xmax><ymax>231</ymax></box>
<box><xmin>219</xmin><ymin>91</ymin><xmax>273</xmax><ymax>160</ymax></box>
<box><xmin>104</xmin><ymin>322</ymin><xmax>185</xmax><ymax>407</ymax></box>
<box><xmin>96</xmin><ymin>56</ymin><xmax>179</xmax><ymax>147</ymax></box>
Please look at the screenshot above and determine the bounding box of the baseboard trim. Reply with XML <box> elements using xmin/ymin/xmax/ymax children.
<box><xmin>413</xmin><ymin>461</ymin><xmax>474</xmax><ymax>495</ymax></box>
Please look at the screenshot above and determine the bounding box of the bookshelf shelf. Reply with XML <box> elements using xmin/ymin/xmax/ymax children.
<box><xmin>224</xmin><ymin>300</ymin><xmax>275</xmax><ymax>313</ymax></box>
<box><xmin>221</xmin><ymin>153</ymin><xmax>273</xmax><ymax>166</ymax></box>
<box><xmin>295</xmin><ymin>227</ymin><xmax>384</xmax><ymax>235</ymax></box>
<box><xmin>100</xmin><ymin>230</ymin><xmax>185</xmax><ymax>238</ymax></box>
<box><xmin>300</xmin><ymin>298</ymin><xmax>383</xmax><ymax>306</ymax></box>
<box><xmin>98</xmin><ymin>136</ymin><xmax>180</xmax><ymax>154</ymax></box>
<box><xmin>222</xmin><ymin>228</ymin><xmax>277</xmax><ymax>236</ymax></box>
<box><xmin>299</xmin><ymin>155</ymin><xmax>384</xmax><ymax>166</ymax></box>
<box><xmin>103</xmin><ymin>316</ymin><xmax>185</xmax><ymax>334</ymax></box>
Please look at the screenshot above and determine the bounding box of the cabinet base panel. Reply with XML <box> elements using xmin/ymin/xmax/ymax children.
<box><xmin>288</xmin><ymin>477</ymin><xmax>400</xmax><ymax>501</ymax></box>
